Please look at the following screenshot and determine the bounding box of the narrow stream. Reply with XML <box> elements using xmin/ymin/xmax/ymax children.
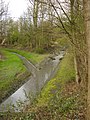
<box><xmin>0</xmin><ymin>51</ymin><xmax>65</xmax><ymax>112</ymax></box>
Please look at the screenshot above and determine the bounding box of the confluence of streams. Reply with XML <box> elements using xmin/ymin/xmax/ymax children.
<box><xmin>0</xmin><ymin>51</ymin><xmax>65</xmax><ymax>112</ymax></box>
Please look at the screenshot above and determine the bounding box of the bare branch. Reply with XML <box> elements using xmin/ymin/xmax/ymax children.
<box><xmin>49</xmin><ymin>0</ymin><xmax>71</xmax><ymax>37</ymax></box>
<box><xmin>56</xmin><ymin>0</ymin><xmax>71</xmax><ymax>23</ymax></box>
<box><xmin>28</xmin><ymin>0</ymin><xmax>34</xmax><ymax>6</ymax></box>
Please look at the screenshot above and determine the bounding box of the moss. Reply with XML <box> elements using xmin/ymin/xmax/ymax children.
<box><xmin>27</xmin><ymin>52</ymin><xmax>85</xmax><ymax>120</ymax></box>
<box><xmin>56</xmin><ymin>52</ymin><xmax>75</xmax><ymax>83</ymax></box>
<box><xmin>36</xmin><ymin>52</ymin><xmax>75</xmax><ymax>106</ymax></box>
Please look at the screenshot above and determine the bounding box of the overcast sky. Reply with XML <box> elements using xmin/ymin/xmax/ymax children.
<box><xmin>5</xmin><ymin>0</ymin><xmax>28</xmax><ymax>19</ymax></box>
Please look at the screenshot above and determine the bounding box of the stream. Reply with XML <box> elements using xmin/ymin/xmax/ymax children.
<box><xmin>0</xmin><ymin>51</ymin><xmax>65</xmax><ymax>112</ymax></box>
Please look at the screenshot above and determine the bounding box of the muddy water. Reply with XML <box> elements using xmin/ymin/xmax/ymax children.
<box><xmin>0</xmin><ymin>51</ymin><xmax>65</xmax><ymax>112</ymax></box>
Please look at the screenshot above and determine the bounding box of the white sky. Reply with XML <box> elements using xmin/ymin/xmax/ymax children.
<box><xmin>5</xmin><ymin>0</ymin><xmax>28</xmax><ymax>19</ymax></box>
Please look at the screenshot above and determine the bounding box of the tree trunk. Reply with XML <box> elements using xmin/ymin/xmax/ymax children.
<box><xmin>70</xmin><ymin>0</ymin><xmax>87</xmax><ymax>85</ymax></box>
<box><xmin>84</xmin><ymin>0</ymin><xmax>90</xmax><ymax>119</ymax></box>
<box><xmin>33</xmin><ymin>0</ymin><xmax>39</xmax><ymax>49</ymax></box>
<box><xmin>33</xmin><ymin>0</ymin><xmax>39</xmax><ymax>28</ymax></box>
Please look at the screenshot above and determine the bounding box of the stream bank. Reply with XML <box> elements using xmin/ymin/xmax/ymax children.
<box><xmin>21</xmin><ymin>53</ymin><xmax>86</xmax><ymax>120</ymax></box>
<box><xmin>0</xmin><ymin>52</ymin><xmax>86</xmax><ymax>120</ymax></box>
<box><xmin>0</xmin><ymin>49</ymin><xmax>48</xmax><ymax>104</ymax></box>
<box><xmin>0</xmin><ymin>51</ymin><xmax>65</xmax><ymax>112</ymax></box>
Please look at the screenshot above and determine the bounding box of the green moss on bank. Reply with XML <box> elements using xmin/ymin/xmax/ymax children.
<box><xmin>36</xmin><ymin>52</ymin><xmax>75</xmax><ymax>106</ymax></box>
<box><xmin>25</xmin><ymin>52</ymin><xmax>85</xmax><ymax>119</ymax></box>
<box><xmin>31</xmin><ymin>52</ymin><xmax>86</xmax><ymax>120</ymax></box>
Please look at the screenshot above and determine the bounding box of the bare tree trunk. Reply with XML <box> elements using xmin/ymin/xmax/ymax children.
<box><xmin>70</xmin><ymin>0</ymin><xmax>87</xmax><ymax>85</ymax></box>
<box><xmin>33</xmin><ymin>0</ymin><xmax>39</xmax><ymax>28</ymax></box>
<box><xmin>84</xmin><ymin>0</ymin><xmax>90</xmax><ymax>119</ymax></box>
<box><xmin>0</xmin><ymin>0</ymin><xmax>8</xmax><ymax>45</ymax></box>
<box><xmin>33</xmin><ymin>0</ymin><xmax>39</xmax><ymax>49</ymax></box>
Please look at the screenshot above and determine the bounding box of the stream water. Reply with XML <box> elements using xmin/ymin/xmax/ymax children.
<box><xmin>0</xmin><ymin>51</ymin><xmax>65</xmax><ymax>112</ymax></box>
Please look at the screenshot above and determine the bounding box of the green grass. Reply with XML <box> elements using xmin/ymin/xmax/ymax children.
<box><xmin>0</xmin><ymin>48</ymin><xmax>48</xmax><ymax>103</ymax></box>
<box><xmin>0</xmin><ymin>52</ymin><xmax>86</xmax><ymax>119</ymax></box>
<box><xmin>36</xmin><ymin>52</ymin><xmax>75</xmax><ymax>106</ymax></box>
<box><xmin>30</xmin><ymin>52</ymin><xmax>86</xmax><ymax>120</ymax></box>
<box><xmin>24</xmin><ymin>52</ymin><xmax>81</xmax><ymax>120</ymax></box>
<box><xmin>0</xmin><ymin>50</ymin><xmax>26</xmax><ymax>101</ymax></box>
<box><xmin>3</xmin><ymin>48</ymin><xmax>48</xmax><ymax>64</ymax></box>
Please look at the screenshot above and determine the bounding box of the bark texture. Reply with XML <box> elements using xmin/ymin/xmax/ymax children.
<box><xmin>84</xmin><ymin>0</ymin><xmax>90</xmax><ymax>119</ymax></box>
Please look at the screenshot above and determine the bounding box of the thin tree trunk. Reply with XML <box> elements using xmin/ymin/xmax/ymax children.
<box><xmin>33</xmin><ymin>0</ymin><xmax>39</xmax><ymax>49</ymax></box>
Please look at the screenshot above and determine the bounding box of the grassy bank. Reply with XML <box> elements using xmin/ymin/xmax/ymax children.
<box><xmin>25</xmin><ymin>52</ymin><xmax>86</xmax><ymax>120</ymax></box>
<box><xmin>36</xmin><ymin>52</ymin><xmax>75</xmax><ymax>106</ymax></box>
<box><xmin>3</xmin><ymin>48</ymin><xmax>48</xmax><ymax>64</ymax></box>
<box><xmin>0</xmin><ymin>52</ymin><xmax>86</xmax><ymax>120</ymax></box>
<box><xmin>0</xmin><ymin>48</ymin><xmax>48</xmax><ymax>103</ymax></box>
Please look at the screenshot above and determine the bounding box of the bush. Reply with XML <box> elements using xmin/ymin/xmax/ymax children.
<box><xmin>35</xmin><ymin>48</ymin><xmax>46</xmax><ymax>54</ymax></box>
